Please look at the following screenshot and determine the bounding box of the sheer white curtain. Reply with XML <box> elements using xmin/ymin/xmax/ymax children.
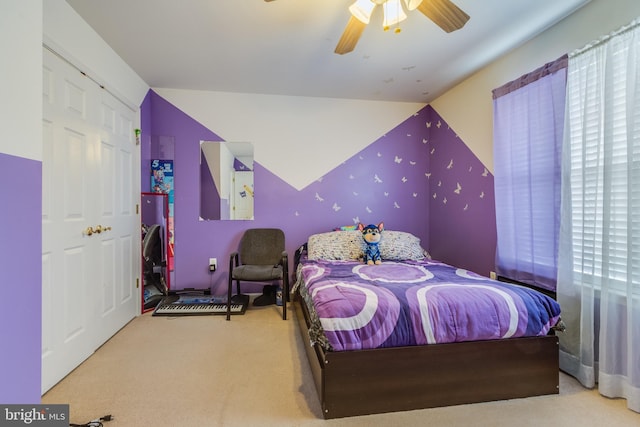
<box><xmin>557</xmin><ymin>18</ymin><xmax>640</xmax><ymax>413</ymax></box>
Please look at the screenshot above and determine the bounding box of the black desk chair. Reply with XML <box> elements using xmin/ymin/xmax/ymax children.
<box><xmin>227</xmin><ymin>228</ymin><xmax>289</xmax><ymax>320</ymax></box>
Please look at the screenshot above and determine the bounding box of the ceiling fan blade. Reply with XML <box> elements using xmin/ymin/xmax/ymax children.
<box><xmin>335</xmin><ymin>16</ymin><xmax>368</xmax><ymax>55</ymax></box>
<box><xmin>417</xmin><ymin>0</ymin><xmax>470</xmax><ymax>33</ymax></box>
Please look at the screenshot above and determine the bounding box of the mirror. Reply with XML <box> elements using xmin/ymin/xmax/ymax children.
<box><xmin>200</xmin><ymin>141</ymin><xmax>254</xmax><ymax>220</ymax></box>
<box><xmin>149</xmin><ymin>135</ymin><xmax>175</xmax><ymax>289</ymax></box>
<box><xmin>141</xmin><ymin>192</ymin><xmax>170</xmax><ymax>312</ymax></box>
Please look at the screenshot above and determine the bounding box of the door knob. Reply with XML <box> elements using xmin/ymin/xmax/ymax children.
<box><xmin>84</xmin><ymin>226</ymin><xmax>94</xmax><ymax>236</ymax></box>
<box><xmin>94</xmin><ymin>225</ymin><xmax>112</xmax><ymax>234</ymax></box>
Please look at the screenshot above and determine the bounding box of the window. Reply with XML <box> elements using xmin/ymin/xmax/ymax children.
<box><xmin>561</xmin><ymin>33</ymin><xmax>640</xmax><ymax>296</ymax></box>
<box><xmin>557</xmin><ymin>20</ymin><xmax>640</xmax><ymax>412</ymax></box>
<box><xmin>492</xmin><ymin>56</ymin><xmax>567</xmax><ymax>292</ymax></box>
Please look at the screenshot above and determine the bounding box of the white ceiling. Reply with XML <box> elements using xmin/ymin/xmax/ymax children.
<box><xmin>66</xmin><ymin>0</ymin><xmax>591</xmax><ymax>103</ymax></box>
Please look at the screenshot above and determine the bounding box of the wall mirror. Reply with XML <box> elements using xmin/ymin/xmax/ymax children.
<box><xmin>141</xmin><ymin>192</ymin><xmax>170</xmax><ymax>312</ymax></box>
<box><xmin>200</xmin><ymin>141</ymin><xmax>254</xmax><ymax>220</ymax></box>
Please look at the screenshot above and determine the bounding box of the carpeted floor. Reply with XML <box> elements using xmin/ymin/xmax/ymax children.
<box><xmin>42</xmin><ymin>299</ymin><xmax>640</xmax><ymax>427</ymax></box>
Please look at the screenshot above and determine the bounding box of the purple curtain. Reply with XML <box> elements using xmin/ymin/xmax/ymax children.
<box><xmin>492</xmin><ymin>55</ymin><xmax>567</xmax><ymax>291</ymax></box>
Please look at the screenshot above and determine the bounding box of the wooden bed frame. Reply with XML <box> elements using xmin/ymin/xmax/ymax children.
<box><xmin>294</xmin><ymin>294</ymin><xmax>560</xmax><ymax>419</ymax></box>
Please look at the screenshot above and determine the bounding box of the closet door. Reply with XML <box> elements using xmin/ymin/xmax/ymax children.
<box><xmin>41</xmin><ymin>47</ymin><xmax>139</xmax><ymax>393</ymax></box>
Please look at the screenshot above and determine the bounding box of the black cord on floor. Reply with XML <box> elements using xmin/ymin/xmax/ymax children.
<box><xmin>69</xmin><ymin>414</ymin><xmax>112</xmax><ymax>427</ymax></box>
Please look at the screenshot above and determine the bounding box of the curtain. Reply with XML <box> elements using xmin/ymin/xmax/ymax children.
<box><xmin>557</xmin><ymin>18</ymin><xmax>640</xmax><ymax>413</ymax></box>
<box><xmin>492</xmin><ymin>56</ymin><xmax>567</xmax><ymax>292</ymax></box>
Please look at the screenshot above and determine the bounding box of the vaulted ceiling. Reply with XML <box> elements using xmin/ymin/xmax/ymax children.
<box><xmin>66</xmin><ymin>0</ymin><xmax>591</xmax><ymax>103</ymax></box>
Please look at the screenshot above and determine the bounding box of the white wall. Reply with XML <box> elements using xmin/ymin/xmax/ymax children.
<box><xmin>0</xmin><ymin>0</ymin><xmax>149</xmax><ymax>160</ymax></box>
<box><xmin>43</xmin><ymin>0</ymin><xmax>149</xmax><ymax>110</ymax></box>
<box><xmin>0</xmin><ymin>1</ymin><xmax>42</xmax><ymax>160</ymax></box>
<box><xmin>155</xmin><ymin>88</ymin><xmax>425</xmax><ymax>191</ymax></box>
<box><xmin>431</xmin><ymin>0</ymin><xmax>640</xmax><ymax>173</ymax></box>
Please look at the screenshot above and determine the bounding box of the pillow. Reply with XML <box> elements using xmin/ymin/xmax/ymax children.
<box><xmin>379</xmin><ymin>230</ymin><xmax>429</xmax><ymax>261</ymax></box>
<box><xmin>307</xmin><ymin>229</ymin><xmax>430</xmax><ymax>261</ymax></box>
<box><xmin>307</xmin><ymin>230</ymin><xmax>365</xmax><ymax>261</ymax></box>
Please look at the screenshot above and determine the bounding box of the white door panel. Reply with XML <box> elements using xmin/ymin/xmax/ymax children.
<box><xmin>232</xmin><ymin>171</ymin><xmax>254</xmax><ymax>220</ymax></box>
<box><xmin>42</xmin><ymin>47</ymin><xmax>139</xmax><ymax>394</ymax></box>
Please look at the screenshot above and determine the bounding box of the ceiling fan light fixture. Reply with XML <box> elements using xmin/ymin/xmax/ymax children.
<box><xmin>335</xmin><ymin>0</ymin><xmax>467</xmax><ymax>54</ymax></box>
<box><xmin>382</xmin><ymin>0</ymin><xmax>407</xmax><ymax>31</ymax></box>
<box><xmin>349</xmin><ymin>0</ymin><xmax>376</xmax><ymax>24</ymax></box>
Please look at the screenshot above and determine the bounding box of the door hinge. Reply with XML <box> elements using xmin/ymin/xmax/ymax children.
<box><xmin>136</xmin><ymin>204</ymin><xmax>139</xmax><ymax>214</ymax></box>
<box><xmin>136</xmin><ymin>278</ymin><xmax>139</xmax><ymax>288</ymax></box>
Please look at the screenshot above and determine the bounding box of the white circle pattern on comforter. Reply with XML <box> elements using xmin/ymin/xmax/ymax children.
<box><xmin>300</xmin><ymin>261</ymin><xmax>555</xmax><ymax>351</ymax></box>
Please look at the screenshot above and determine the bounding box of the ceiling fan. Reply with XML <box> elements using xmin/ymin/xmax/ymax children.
<box><xmin>264</xmin><ymin>0</ymin><xmax>470</xmax><ymax>55</ymax></box>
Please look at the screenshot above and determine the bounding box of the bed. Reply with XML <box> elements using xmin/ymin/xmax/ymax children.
<box><xmin>292</xmin><ymin>229</ymin><xmax>563</xmax><ymax>419</ymax></box>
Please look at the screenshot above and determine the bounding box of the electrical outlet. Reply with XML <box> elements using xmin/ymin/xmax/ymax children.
<box><xmin>209</xmin><ymin>258</ymin><xmax>217</xmax><ymax>272</ymax></box>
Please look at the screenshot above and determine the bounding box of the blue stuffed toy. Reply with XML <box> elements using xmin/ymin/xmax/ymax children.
<box><xmin>358</xmin><ymin>222</ymin><xmax>384</xmax><ymax>265</ymax></box>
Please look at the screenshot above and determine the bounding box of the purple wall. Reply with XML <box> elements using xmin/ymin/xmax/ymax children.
<box><xmin>0</xmin><ymin>153</ymin><xmax>42</xmax><ymax>403</ymax></box>
<box><xmin>142</xmin><ymin>91</ymin><xmax>497</xmax><ymax>295</ymax></box>
<box><xmin>426</xmin><ymin>108</ymin><xmax>497</xmax><ymax>276</ymax></box>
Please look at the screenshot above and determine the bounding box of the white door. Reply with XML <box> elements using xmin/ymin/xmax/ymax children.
<box><xmin>41</xmin><ymin>47</ymin><xmax>139</xmax><ymax>394</ymax></box>
<box><xmin>232</xmin><ymin>171</ymin><xmax>254</xmax><ymax>220</ymax></box>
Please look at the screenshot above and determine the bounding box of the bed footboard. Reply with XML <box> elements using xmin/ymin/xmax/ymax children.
<box><xmin>293</xmin><ymin>297</ymin><xmax>559</xmax><ymax>419</ymax></box>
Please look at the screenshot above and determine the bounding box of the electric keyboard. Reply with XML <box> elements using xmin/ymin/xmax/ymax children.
<box><xmin>153</xmin><ymin>302</ymin><xmax>247</xmax><ymax>316</ymax></box>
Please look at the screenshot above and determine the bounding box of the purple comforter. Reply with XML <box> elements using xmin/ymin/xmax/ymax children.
<box><xmin>297</xmin><ymin>258</ymin><xmax>561</xmax><ymax>351</ymax></box>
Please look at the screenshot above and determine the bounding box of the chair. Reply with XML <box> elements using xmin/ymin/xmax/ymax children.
<box><xmin>227</xmin><ymin>228</ymin><xmax>289</xmax><ymax>321</ymax></box>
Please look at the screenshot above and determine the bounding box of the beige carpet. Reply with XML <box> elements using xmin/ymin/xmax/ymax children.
<box><xmin>42</xmin><ymin>300</ymin><xmax>639</xmax><ymax>427</ymax></box>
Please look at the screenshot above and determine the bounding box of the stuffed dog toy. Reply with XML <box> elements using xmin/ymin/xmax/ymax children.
<box><xmin>358</xmin><ymin>222</ymin><xmax>384</xmax><ymax>265</ymax></box>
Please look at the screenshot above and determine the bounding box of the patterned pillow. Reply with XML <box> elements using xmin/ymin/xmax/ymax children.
<box><xmin>379</xmin><ymin>230</ymin><xmax>429</xmax><ymax>261</ymax></box>
<box><xmin>307</xmin><ymin>229</ymin><xmax>429</xmax><ymax>261</ymax></box>
<box><xmin>307</xmin><ymin>231</ymin><xmax>365</xmax><ymax>260</ymax></box>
